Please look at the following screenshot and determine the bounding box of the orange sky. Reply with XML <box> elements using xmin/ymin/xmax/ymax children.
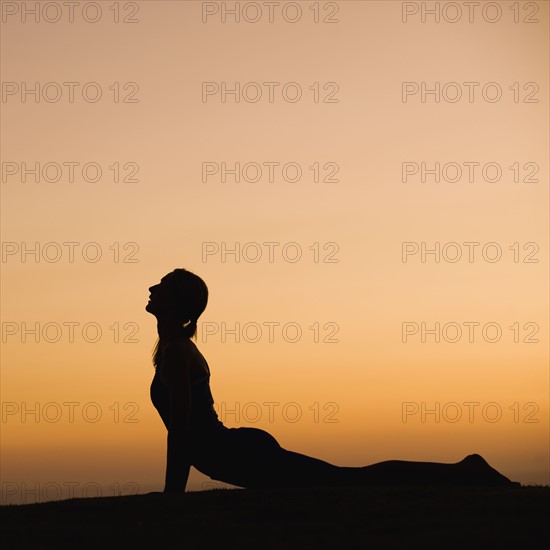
<box><xmin>1</xmin><ymin>0</ymin><xmax>548</xmax><ymax>503</ymax></box>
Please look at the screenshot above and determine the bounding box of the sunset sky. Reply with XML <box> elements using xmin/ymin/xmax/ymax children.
<box><xmin>1</xmin><ymin>0</ymin><xmax>548</xmax><ymax>503</ymax></box>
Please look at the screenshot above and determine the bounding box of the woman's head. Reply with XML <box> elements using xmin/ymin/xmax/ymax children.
<box><xmin>146</xmin><ymin>268</ymin><xmax>208</xmax><ymax>339</ymax></box>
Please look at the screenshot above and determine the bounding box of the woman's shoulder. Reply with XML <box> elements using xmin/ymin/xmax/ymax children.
<box><xmin>159</xmin><ymin>337</ymin><xmax>199</xmax><ymax>361</ymax></box>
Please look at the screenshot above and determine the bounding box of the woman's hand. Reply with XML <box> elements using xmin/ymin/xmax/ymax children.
<box><xmin>163</xmin><ymin>485</ymin><xmax>187</xmax><ymax>495</ymax></box>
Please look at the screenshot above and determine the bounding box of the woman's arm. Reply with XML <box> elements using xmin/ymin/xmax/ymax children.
<box><xmin>161</xmin><ymin>343</ymin><xmax>193</xmax><ymax>494</ymax></box>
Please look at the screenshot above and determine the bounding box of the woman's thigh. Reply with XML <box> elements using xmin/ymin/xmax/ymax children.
<box><xmin>192</xmin><ymin>427</ymin><xmax>284</xmax><ymax>487</ymax></box>
<box><xmin>192</xmin><ymin>427</ymin><xmax>342</xmax><ymax>489</ymax></box>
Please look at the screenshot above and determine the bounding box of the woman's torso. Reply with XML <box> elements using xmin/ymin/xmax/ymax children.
<box><xmin>150</xmin><ymin>338</ymin><xmax>226</xmax><ymax>438</ymax></box>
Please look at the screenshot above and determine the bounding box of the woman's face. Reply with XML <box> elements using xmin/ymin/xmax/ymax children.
<box><xmin>146</xmin><ymin>273</ymin><xmax>177</xmax><ymax>316</ymax></box>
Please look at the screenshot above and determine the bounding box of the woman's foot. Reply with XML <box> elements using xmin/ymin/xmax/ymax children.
<box><xmin>456</xmin><ymin>454</ymin><xmax>520</xmax><ymax>487</ymax></box>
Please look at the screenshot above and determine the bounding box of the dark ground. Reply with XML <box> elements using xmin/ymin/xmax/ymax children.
<box><xmin>1</xmin><ymin>485</ymin><xmax>549</xmax><ymax>549</ymax></box>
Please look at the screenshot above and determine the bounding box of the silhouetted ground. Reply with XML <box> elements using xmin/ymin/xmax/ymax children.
<box><xmin>1</xmin><ymin>485</ymin><xmax>548</xmax><ymax>549</ymax></box>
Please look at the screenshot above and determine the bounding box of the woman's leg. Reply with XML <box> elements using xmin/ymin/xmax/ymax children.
<box><xmin>193</xmin><ymin>428</ymin><xmax>517</xmax><ymax>488</ymax></box>
<box><xmin>269</xmin><ymin>451</ymin><xmax>517</xmax><ymax>488</ymax></box>
<box><xmin>334</xmin><ymin>454</ymin><xmax>518</xmax><ymax>487</ymax></box>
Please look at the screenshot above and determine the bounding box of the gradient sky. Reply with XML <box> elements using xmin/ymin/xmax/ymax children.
<box><xmin>1</xmin><ymin>0</ymin><xmax>548</xmax><ymax>503</ymax></box>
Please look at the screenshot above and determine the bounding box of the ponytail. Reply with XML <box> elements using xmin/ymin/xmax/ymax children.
<box><xmin>182</xmin><ymin>318</ymin><xmax>198</xmax><ymax>339</ymax></box>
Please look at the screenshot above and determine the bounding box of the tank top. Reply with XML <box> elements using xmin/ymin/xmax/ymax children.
<box><xmin>150</xmin><ymin>365</ymin><xmax>226</xmax><ymax>438</ymax></box>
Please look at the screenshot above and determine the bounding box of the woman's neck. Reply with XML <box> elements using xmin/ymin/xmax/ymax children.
<box><xmin>156</xmin><ymin>316</ymin><xmax>186</xmax><ymax>342</ymax></box>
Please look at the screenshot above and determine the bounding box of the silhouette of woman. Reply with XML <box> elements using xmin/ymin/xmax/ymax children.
<box><xmin>147</xmin><ymin>268</ymin><xmax>518</xmax><ymax>493</ymax></box>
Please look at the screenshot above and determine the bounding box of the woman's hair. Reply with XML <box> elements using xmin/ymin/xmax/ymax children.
<box><xmin>152</xmin><ymin>268</ymin><xmax>208</xmax><ymax>369</ymax></box>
